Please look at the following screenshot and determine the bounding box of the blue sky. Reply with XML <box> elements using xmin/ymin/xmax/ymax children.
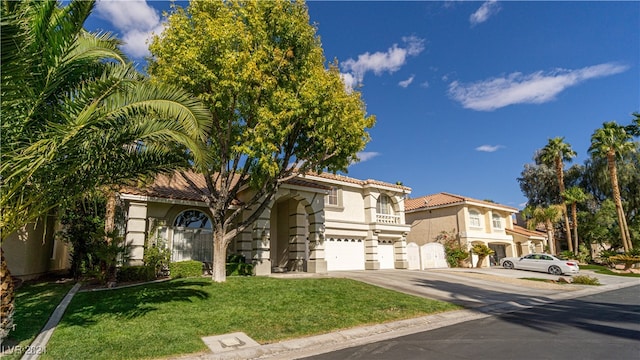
<box><xmin>86</xmin><ymin>1</ymin><xmax>639</xmax><ymax>209</ymax></box>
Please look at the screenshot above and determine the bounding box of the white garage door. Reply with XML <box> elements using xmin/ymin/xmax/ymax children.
<box><xmin>325</xmin><ymin>238</ymin><xmax>365</xmax><ymax>271</ymax></box>
<box><xmin>378</xmin><ymin>241</ymin><xmax>395</xmax><ymax>269</ymax></box>
<box><xmin>420</xmin><ymin>243</ymin><xmax>448</xmax><ymax>269</ymax></box>
<box><xmin>406</xmin><ymin>242</ymin><xmax>420</xmax><ymax>270</ymax></box>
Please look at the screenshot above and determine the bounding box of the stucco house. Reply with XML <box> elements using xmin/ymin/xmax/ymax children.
<box><xmin>404</xmin><ymin>193</ymin><xmax>521</xmax><ymax>267</ymax></box>
<box><xmin>118</xmin><ymin>171</ymin><xmax>412</xmax><ymax>275</ymax></box>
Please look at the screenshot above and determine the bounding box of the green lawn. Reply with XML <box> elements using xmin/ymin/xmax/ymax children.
<box><xmin>579</xmin><ymin>264</ymin><xmax>640</xmax><ymax>277</ymax></box>
<box><xmin>3</xmin><ymin>281</ymin><xmax>74</xmax><ymax>360</ymax></box>
<box><xmin>43</xmin><ymin>277</ymin><xmax>459</xmax><ymax>359</ymax></box>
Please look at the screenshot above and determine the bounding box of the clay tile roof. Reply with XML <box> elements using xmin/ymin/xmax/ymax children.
<box><xmin>119</xmin><ymin>171</ymin><xmax>211</xmax><ymax>203</ymax></box>
<box><xmin>506</xmin><ymin>225</ymin><xmax>546</xmax><ymax>238</ymax></box>
<box><xmin>405</xmin><ymin>192</ymin><xmax>518</xmax><ymax>212</ymax></box>
<box><xmin>306</xmin><ymin>172</ymin><xmax>411</xmax><ymax>191</ymax></box>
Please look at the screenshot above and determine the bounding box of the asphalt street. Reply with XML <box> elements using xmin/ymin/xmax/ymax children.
<box><xmin>302</xmin><ymin>284</ymin><xmax>640</xmax><ymax>360</ymax></box>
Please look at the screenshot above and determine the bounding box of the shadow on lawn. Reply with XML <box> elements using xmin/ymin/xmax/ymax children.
<box><xmin>60</xmin><ymin>279</ymin><xmax>211</xmax><ymax>327</ymax></box>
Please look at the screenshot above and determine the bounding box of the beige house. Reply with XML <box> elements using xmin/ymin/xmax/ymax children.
<box><xmin>506</xmin><ymin>225</ymin><xmax>548</xmax><ymax>257</ymax></box>
<box><xmin>405</xmin><ymin>193</ymin><xmax>519</xmax><ymax>267</ymax></box>
<box><xmin>118</xmin><ymin>171</ymin><xmax>412</xmax><ymax>275</ymax></box>
<box><xmin>3</xmin><ymin>216</ymin><xmax>70</xmax><ymax>280</ymax></box>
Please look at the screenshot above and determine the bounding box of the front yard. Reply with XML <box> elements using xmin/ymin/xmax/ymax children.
<box><xmin>37</xmin><ymin>277</ymin><xmax>458</xmax><ymax>359</ymax></box>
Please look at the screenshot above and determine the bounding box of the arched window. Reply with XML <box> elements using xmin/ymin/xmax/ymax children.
<box><xmin>492</xmin><ymin>213</ymin><xmax>503</xmax><ymax>229</ymax></box>
<box><xmin>172</xmin><ymin>210</ymin><xmax>212</xmax><ymax>263</ymax></box>
<box><xmin>469</xmin><ymin>209</ymin><xmax>481</xmax><ymax>228</ymax></box>
<box><xmin>174</xmin><ymin>210</ymin><xmax>211</xmax><ymax>229</ymax></box>
<box><xmin>377</xmin><ymin>194</ymin><xmax>393</xmax><ymax>215</ymax></box>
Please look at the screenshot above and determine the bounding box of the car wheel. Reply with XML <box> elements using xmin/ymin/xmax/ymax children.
<box><xmin>503</xmin><ymin>261</ymin><xmax>514</xmax><ymax>269</ymax></box>
<box><xmin>548</xmin><ymin>265</ymin><xmax>562</xmax><ymax>275</ymax></box>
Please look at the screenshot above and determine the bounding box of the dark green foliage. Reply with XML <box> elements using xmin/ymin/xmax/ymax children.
<box><xmin>225</xmin><ymin>254</ymin><xmax>254</xmax><ymax>276</ymax></box>
<box><xmin>143</xmin><ymin>244</ymin><xmax>170</xmax><ymax>278</ymax></box>
<box><xmin>169</xmin><ymin>261</ymin><xmax>203</xmax><ymax>279</ymax></box>
<box><xmin>435</xmin><ymin>230</ymin><xmax>469</xmax><ymax>267</ymax></box>
<box><xmin>117</xmin><ymin>266</ymin><xmax>156</xmax><ymax>283</ymax></box>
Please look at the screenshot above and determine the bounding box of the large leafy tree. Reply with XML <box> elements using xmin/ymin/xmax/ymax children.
<box><xmin>589</xmin><ymin>121</ymin><xmax>636</xmax><ymax>252</ymax></box>
<box><xmin>1</xmin><ymin>0</ymin><xmax>209</xmax><ymax>342</ymax></box>
<box><xmin>538</xmin><ymin>137</ymin><xmax>576</xmax><ymax>253</ymax></box>
<box><xmin>148</xmin><ymin>0</ymin><xmax>375</xmax><ymax>282</ymax></box>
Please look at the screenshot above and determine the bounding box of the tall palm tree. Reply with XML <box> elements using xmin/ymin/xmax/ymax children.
<box><xmin>1</xmin><ymin>0</ymin><xmax>210</xmax><ymax>342</ymax></box>
<box><xmin>538</xmin><ymin>137</ymin><xmax>576</xmax><ymax>252</ymax></box>
<box><xmin>522</xmin><ymin>205</ymin><xmax>563</xmax><ymax>254</ymax></box>
<box><xmin>562</xmin><ymin>186</ymin><xmax>589</xmax><ymax>255</ymax></box>
<box><xmin>589</xmin><ymin>121</ymin><xmax>636</xmax><ymax>252</ymax></box>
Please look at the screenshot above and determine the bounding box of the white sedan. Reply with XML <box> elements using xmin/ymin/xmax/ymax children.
<box><xmin>500</xmin><ymin>253</ymin><xmax>579</xmax><ymax>275</ymax></box>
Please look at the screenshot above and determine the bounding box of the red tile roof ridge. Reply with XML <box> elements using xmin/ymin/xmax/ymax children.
<box><xmin>406</xmin><ymin>192</ymin><xmax>518</xmax><ymax>212</ymax></box>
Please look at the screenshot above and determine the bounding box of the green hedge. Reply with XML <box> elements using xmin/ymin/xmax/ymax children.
<box><xmin>169</xmin><ymin>260</ymin><xmax>203</xmax><ymax>279</ymax></box>
<box><xmin>226</xmin><ymin>254</ymin><xmax>254</xmax><ymax>276</ymax></box>
<box><xmin>117</xmin><ymin>265</ymin><xmax>156</xmax><ymax>282</ymax></box>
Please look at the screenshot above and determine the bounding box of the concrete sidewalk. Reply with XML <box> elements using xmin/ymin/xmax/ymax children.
<box><xmin>180</xmin><ymin>269</ymin><xmax>640</xmax><ymax>360</ymax></box>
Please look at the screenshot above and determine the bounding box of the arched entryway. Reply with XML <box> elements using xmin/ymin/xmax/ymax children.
<box><xmin>171</xmin><ymin>209</ymin><xmax>213</xmax><ymax>263</ymax></box>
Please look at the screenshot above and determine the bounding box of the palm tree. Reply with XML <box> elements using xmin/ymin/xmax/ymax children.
<box><xmin>538</xmin><ymin>137</ymin><xmax>576</xmax><ymax>253</ymax></box>
<box><xmin>1</xmin><ymin>0</ymin><xmax>210</xmax><ymax>342</ymax></box>
<box><xmin>589</xmin><ymin>122</ymin><xmax>636</xmax><ymax>252</ymax></box>
<box><xmin>522</xmin><ymin>205</ymin><xmax>563</xmax><ymax>254</ymax></box>
<box><xmin>562</xmin><ymin>186</ymin><xmax>589</xmax><ymax>255</ymax></box>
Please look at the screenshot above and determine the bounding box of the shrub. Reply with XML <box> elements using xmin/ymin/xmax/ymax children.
<box><xmin>144</xmin><ymin>244</ymin><xmax>170</xmax><ymax>277</ymax></box>
<box><xmin>226</xmin><ymin>254</ymin><xmax>254</xmax><ymax>276</ymax></box>
<box><xmin>117</xmin><ymin>265</ymin><xmax>156</xmax><ymax>282</ymax></box>
<box><xmin>560</xmin><ymin>250</ymin><xmax>576</xmax><ymax>260</ymax></box>
<box><xmin>597</xmin><ymin>249</ymin><xmax>619</xmax><ymax>268</ymax></box>
<box><xmin>169</xmin><ymin>260</ymin><xmax>203</xmax><ymax>279</ymax></box>
<box><xmin>571</xmin><ymin>275</ymin><xmax>600</xmax><ymax>285</ymax></box>
<box><xmin>436</xmin><ymin>229</ymin><xmax>469</xmax><ymax>268</ymax></box>
<box><xmin>471</xmin><ymin>244</ymin><xmax>494</xmax><ymax>268</ymax></box>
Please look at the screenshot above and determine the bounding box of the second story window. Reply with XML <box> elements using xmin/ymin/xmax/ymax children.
<box><xmin>377</xmin><ymin>194</ymin><xmax>393</xmax><ymax>215</ymax></box>
<box><xmin>492</xmin><ymin>213</ymin><xmax>503</xmax><ymax>229</ymax></box>
<box><xmin>325</xmin><ymin>187</ymin><xmax>339</xmax><ymax>206</ymax></box>
<box><xmin>469</xmin><ymin>209</ymin><xmax>481</xmax><ymax>228</ymax></box>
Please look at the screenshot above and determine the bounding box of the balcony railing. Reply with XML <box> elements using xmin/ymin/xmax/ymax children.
<box><xmin>376</xmin><ymin>214</ymin><xmax>401</xmax><ymax>224</ymax></box>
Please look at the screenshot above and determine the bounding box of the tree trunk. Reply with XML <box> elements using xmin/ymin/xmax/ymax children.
<box><xmin>545</xmin><ymin>220</ymin><xmax>556</xmax><ymax>254</ymax></box>
<box><xmin>104</xmin><ymin>189</ymin><xmax>117</xmax><ymax>236</ymax></box>
<box><xmin>556</xmin><ymin>158</ymin><xmax>573</xmax><ymax>253</ymax></box>
<box><xmin>475</xmin><ymin>255</ymin><xmax>486</xmax><ymax>268</ymax></box>
<box><xmin>212</xmin><ymin>227</ymin><xmax>228</xmax><ymax>282</ymax></box>
<box><xmin>607</xmin><ymin>152</ymin><xmax>631</xmax><ymax>252</ymax></box>
<box><xmin>572</xmin><ymin>202</ymin><xmax>579</xmax><ymax>255</ymax></box>
<box><xmin>0</xmin><ymin>248</ymin><xmax>15</xmax><ymax>343</ymax></box>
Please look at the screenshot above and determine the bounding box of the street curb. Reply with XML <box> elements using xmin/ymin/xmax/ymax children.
<box><xmin>187</xmin><ymin>279</ymin><xmax>639</xmax><ymax>360</ymax></box>
<box><xmin>20</xmin><ymin>283</ymin><xmax>81</xmax><ymax>360</ymax></box>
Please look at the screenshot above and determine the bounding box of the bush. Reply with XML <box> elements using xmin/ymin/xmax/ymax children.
<box><xmin>226</xmin><ymin>254</ymin><xmax>254</xmax><ymax>276</ymax></box>
<box><xmin>571</xmin><ymin>275</ymin><xmax>600</xmax><ymax>285</ymax></box>
<box><xmin>117</xmin><ymin>265</ymin><xmax>156</xmax><ymax>282</ymax></box>
<box><xmin>169</xmin><ymin>260</ymin><xmax>203</xmax><ymax>279</ymax></box>
<box><xmin>144</xmin><ymin>244</ymin><xmax>170</xmax><ymax>277</ymax></box>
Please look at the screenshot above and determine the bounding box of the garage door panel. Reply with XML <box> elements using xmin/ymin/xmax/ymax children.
<box><xmin>325</xmin><ymin>238</ymin><xmax>365</xmax><ymax>271</ymax></box>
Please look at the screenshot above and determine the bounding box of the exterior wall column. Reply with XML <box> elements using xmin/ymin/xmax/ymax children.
<box><xmin>365</xmin><ymin>230</ymin><xmax>380</xmax><ymax>270</ymax></box>
<box><xmin>252</xmin><ymin>211</ymin><xmax>272</xmax><ymax>276</ymax></box>
<box><xmin>307</xmin><ymin>193</ymin><xmax>326</xmax><ymax>273</ymax></box>
<box><xmin>125</xmin><ymin>201</ymin><xmax>148</xmax><ymax>266</ymax></box>
<box><xmin>287</xmin><ymin>201</ymin><xmax>307</xmax><ymax>271</ymax></box>
<box><xmin>394</xmin><ymin>233</ymin><xmax>409</xmax><ymax>269</ymax></box>
<box><xmin>236</xmin><ymin>210</ymin><xmax>253</xmax><ymax>262</ymax></box>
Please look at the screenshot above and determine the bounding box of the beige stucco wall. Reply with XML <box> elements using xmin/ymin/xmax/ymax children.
<box><xmin>3</xmin><ymin>217</ymin><xmax>69</xmax><ymax>279</ymax></box>
<box><xmin>406</xmin><ymin>206</ymin><xmax>462</xmax><ymax>246</ymax></box>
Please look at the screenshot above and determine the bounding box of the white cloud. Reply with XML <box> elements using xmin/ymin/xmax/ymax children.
<box><xmin>398</xmin><ymin>75</ymin><xmax>415</xmax><ymax>88</ymax></box>
<box><xmin>470</xmin><ymin>1</ymin><xmax>501</xmax><ymax>26</ymax></box>
<box><xmin>475</xmin><ymin>144</ymin><xmax>504</xmax><ymax>152</ymax></box>
<box><xmin>448</xmin><ymin>62</ymin><xmax>629</xmax><ymax>111</ymax></box>
<box><xmin>341</xmin><ymin>36</ymin><xmax>425</xmax><ymax>88</ymax></box>
<box><xmin>420</xmin><ymin>81</ymin><xmax>430</xmax><ymax>88</ymax></box>
<box><xmin>356</xmin><ymin>151</ymin><xmax>381</xmax><ymax>162</ymax></box>
<box><xmin>95</xmin><ymin>0</ymin><xmax>163</xmax><ymax>58</ymax></box>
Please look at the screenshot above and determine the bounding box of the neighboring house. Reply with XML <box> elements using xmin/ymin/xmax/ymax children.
<box><xmin>118</xmin><ymin>171</ymin><xmax>412</xmax><ymax>275</ymax></box>
<box><xmin>3</xmin><ymin>216</ymin><xmax>70</xmax><ymax>280</ymax></box>
<box><xmin>505</xmin><ymin>225</ymin><xmax>548</xmax><ymax>257</ymax></box>
<box><xmin>405</xmin><ymin>193</ymin><xmax>519</xmax><ymax>268</ymax></box>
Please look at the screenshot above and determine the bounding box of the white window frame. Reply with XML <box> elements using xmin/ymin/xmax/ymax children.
<box><xmin>325</xmin><ymin>187</ymin><xmax>340</xmax><ymax>207</ymax></box>
<box><xmin>469</xmin><ymin>209</ymin><xmax>482</xmax><ymax>228</ymax></box>
<box><xmin>492</xmin><ymin>213</ymin><xmax>503</xmax><ymax>230</ymax></box>
<box><xmin>376</xmin><ymin>194</ymin><xmax>393</xmax><ymax>215</ymax></box>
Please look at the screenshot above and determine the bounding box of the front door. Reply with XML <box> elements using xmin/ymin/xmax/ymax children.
<box><xmin>488</xmin><ymin>244</ymin><xmax>506</xmax><ymax>266</ymax></box>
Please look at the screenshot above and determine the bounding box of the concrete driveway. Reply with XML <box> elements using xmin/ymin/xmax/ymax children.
<box><xmin>327</xmin><ymin>267</ymin><xmax>640</xmax><ymax>309</ymax></box>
